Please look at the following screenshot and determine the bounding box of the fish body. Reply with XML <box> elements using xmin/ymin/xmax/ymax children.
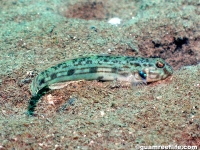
<box><xmin>28</xmin><ymin>55</ymin><xmax>173</xmax><ymax>115</ymax></box>
<box><xmin>31</xmin><ymin>55</ymin><xmax>173</xmax><ymax>96</ymax></box>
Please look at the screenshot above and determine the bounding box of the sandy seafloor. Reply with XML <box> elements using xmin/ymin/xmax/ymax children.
<box><xmin>0</xmin><ymin>0</ymin><xmax>200</xmax><ymax>149</ymax></box>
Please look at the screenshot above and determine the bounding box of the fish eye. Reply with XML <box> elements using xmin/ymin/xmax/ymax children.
<box><xmin>139</xmin><ymin>70</ymin><xmax>147</xmax><ymax>79</ymax></box>
<box><xmin>156</xmin><ymin>61</ymin><xmax>165</xmax><ymax>68</ymax></box>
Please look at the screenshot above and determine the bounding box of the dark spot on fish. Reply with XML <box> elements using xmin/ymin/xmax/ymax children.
<box><xmin>130</xmin><ymin>62</ymin><xmax>141</xmax><ymax>67</ymax></box>
<box><xmin>89</xmin><ymin>67</ymin><xmax>98</xmax><ymax>73</ymax></box>
<box><xmin>111</xmin><ymin>60</ymin><xmax>119</xmax><ymax>63</ymax></box>
<box><xmin>86</xmin><ymin>60</ymin><xmax>93</xmax><ymax>64</ymax></box>
<box><xmin>51</xmin><ymin>73</ymin><xmax>57</xmax><ymax>80</ymax></box>
<box><xmin>97</xmin><ymin>76</ymin><xmax>104</xmax><ymax>80</ymax></box>
<box><xmin>62</xmin><ymin>63</ymin><xmax>69</xmax><ymax>69</ymax></box>
<box><xmin>119</xmin><ymin>72</ymin><xmax>129</xmax><ymax>76</ymax></box>
<box><xmin>111</xmin><ymin>67</ymin><xmax>118</xmax><ymax>73</ymax></box>
<box><xmin>80</xmin><ymin>58</ymin><xmax>86</xmax><ymax>61</ymax></box>
<box><xmin>126</xmin><ymin>57</ymin><xmax>136</xmax><ymax>61</ymax></box>
<box><xmin>76</xmin><ymin>58</ymin><xmax>86</xmax><ymax>65</ymax></box>
<box><xmin>57</xmin><ymin>63</ymin><xmax>63</xmax><ymax>68</ymax></box>
<box><xmin>149</xmin><ymin>64</ymin><xmax>154</xmax><ymax>67</ymax></box>
<box><xmin>96</xmin><ymin>55</ymin><xmax>106</xmax><ymax>59</ymax></box>
<box><xmin>39</xmin><ymin>78</ymin><xmax>45</xmax><ymax>86</ymax></box>
<box><xmin>143</xmin><ymin>64</ymin><xmax>147</xmax><ymax>67</ymax></box>
<box><xmin>103</xmin><ymin>59</ymin><xmax>109</xmax><ymax>62</ymax></box>
<box><xmin>67</xmin><ymin>69</ymin><xmax>75</xmax><ymax>76</ymax></box>
<box><xmin>123</xmin><ymin>65</ymin><xmax>130</xmax><ymax>68</ymax></box>
<box><xmin>77</xmin><ymin>61</ymin><xmax>83</xmax><ymax>65</ymax></box>
<box><xmin>51</xmin><ymin>66</ymin><xmax>58</xmax><ymax>70</ymax></box>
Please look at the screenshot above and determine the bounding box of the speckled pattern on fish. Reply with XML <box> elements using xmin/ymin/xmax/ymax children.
<box><xmin>27</xmin><ymin>55</ymin><xmax>173</xmax><ymax>116</ymax></box>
